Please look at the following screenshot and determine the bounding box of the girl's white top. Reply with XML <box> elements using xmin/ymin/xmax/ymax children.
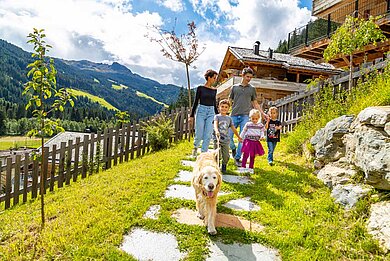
<box><xmin>240</xmin><ymin>122</ymin><xmax>265</xmax><ymax>141</ymax></box>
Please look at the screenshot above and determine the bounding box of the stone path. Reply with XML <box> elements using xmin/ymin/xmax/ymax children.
<box><xmin>121</xmin><ymin>153</ymin><xmax>281</xmax><ymax>260</ymax></box>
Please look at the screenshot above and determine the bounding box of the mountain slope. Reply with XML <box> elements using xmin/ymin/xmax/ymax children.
<box><xmin>0</xmin><ymin>39</ymin><xmax>181</xmax><ymax>119</ymax></box>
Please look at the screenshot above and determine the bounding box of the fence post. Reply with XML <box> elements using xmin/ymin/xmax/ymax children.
<box><xmin>50</xmin><ymin>144</ymin><xmax>57</xmax><ymax>191</ymax></box>
<box><xmin>65</xmin><ymin>140</ymin><xmax>73</xmax><ymax>185</ymax></box>
<box><xmin>23</xmin><ymin>152</ymin><xmax>30</xmax><ymax>202</ymax></box>
<box><xmin>130</xmin><ymin>122</ymin><xmax>136</xmax><ymax>160</ymax></box>
<box><xmin>103</xmin><ymin>128</ymin><xmax>108</xmax><ymax>170</ymax></box>
<box><xmin>32</xmin><ymin>158</ymin><xmax>39</xmax><ymax>199</ymax></box>
<box><xmin>73</xmin><ymin>137</ymin><xmax>81</xmax><ymax>181</ymax></box>
<box><xmin>58</xmin><ymin>142</ymin><xmax>66</xmax><ymax>188</ymax></box>
<box><xmin>124</xmin><ymin>123</ymin><xmax>131</xmax><ymax>161</ymax></box>
<box><xmin>5</xmin><ymin>157</ymin><xmax>12</xmax><ymax>209</ymax></box>
<box><xmin>13</xmin><ymin>155</ymin><xmax>21</xmax><ymax>206</ymax></box>
<box><xmin>89</xmin><ymin>133</ymin><xmax>95</xmax><ymax>175</ymax></box>
<box><xmin>113</xmin><ymin>126</ymin><xmax>119</xmax><ymax>166</ymax></box>
<box><xmin>82</xmin><ymin>135</ymin><xmax>89</xmax><ymax>178</ymax></box>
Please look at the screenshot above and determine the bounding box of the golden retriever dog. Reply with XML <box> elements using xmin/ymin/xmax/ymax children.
<box><xmin>191</xmin><ymin>150</ymin><xmax>222</xmax><ymax>235</ymax></box>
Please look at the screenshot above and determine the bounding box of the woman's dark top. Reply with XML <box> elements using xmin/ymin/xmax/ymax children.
<box><xmin>190</xmin><ymin>85</ymin><xmax>218</xmax><ymax>117</ymax></box>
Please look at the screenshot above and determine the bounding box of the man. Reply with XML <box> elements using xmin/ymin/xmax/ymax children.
<box><xmin>228</xmin><ymin>67</ymin><xmax>267</xmax><ymax>166</ymax></box>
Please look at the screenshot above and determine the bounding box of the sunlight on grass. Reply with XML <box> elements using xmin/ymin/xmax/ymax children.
<box><xmin>68</xmin><ymin>88</ymin><xmax>119</xmax><ymax>111</ymax></box>
<box><xmin>0</xmin><ymin>140</ymin><xmax>387</xmax><ymax>260</ymax></box>
<box><xmin>0</xmin><ymin>136</ymin><xmax>45</xmax><ymax>150</ymax></box>
<box><xmin>136</xmin><ymin>91</ymin><xmax>169</xmax><ymax>108</ymax></box>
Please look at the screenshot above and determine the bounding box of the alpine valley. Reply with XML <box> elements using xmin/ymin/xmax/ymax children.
<box><xmin>0</xmin><ymin>39</ymin><xmax>182</xmax><ymax>122</ymax></box>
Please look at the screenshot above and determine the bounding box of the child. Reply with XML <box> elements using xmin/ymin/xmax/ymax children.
<box><xmin>213</xmin><ymin>99</ymin><xmax>242</xmax><ymax>173</ymax></box>
<box><xmin>240</xmin><ymin>109</ymin><xmax>265</xmax><ymax>172</ymax></box>
<box><xmin>265</xmin><ymin>106</ymin><xmax>282</xmax><ymax>166</ymax></box>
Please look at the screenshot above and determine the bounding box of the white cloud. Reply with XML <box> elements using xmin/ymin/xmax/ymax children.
<box><xmin>0</xmin><ymin>0</ymin><xmax>313</xmax><ymax>88</ymax></box>
<box><xmin>156</xmin><ymin>0</ymin><xmax>185</xmax><ymax>12</ymax></box>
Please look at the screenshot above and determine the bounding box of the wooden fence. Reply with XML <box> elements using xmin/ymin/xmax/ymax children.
<box><xmin>271</xmin><ymin>59</ymin><xmax>388</xmax><ymax>133</ymax></box>
<box><xmin>0</xmin><ymin>107</ymin><xmax>192</xmax><ymax>210</ymax></box>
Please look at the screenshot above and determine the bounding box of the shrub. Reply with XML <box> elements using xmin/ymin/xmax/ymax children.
<box><xmin>142</xmin><ymin>113</ymin><xmax>174</xmax><ymax>151</ymax></box>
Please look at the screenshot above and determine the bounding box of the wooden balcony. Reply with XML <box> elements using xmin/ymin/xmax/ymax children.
<box><xmin>288</xmin><ymin>0</ymin><xmax>390</xmax><ymax>67</ymax></box>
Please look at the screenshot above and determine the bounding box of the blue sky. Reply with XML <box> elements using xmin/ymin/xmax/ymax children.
<box><xmin>0</xmin><ymin>0</ymin><xmax>313</xmax><ymax>86</ymax></box>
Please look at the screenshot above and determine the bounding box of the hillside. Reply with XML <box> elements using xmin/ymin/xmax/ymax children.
<box><xmin>0</xmin><ymin>39</ymin><xmax>181</xmax><ymax>120</ymax></box>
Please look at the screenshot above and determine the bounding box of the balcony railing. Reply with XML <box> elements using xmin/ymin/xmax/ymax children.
<box><xmin>288</xmin><ymin>0</ymin><xmax>390</xmax><ymax>52</ymax></box>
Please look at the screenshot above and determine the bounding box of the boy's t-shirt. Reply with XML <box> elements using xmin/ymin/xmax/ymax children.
<box><xmin>214</xmin><ymin>114</ymin><xmax>233</xmax><ymax>144</ymax></box>
<box><xmin>266</xmin><ymin>119</ymin><xmax>281</xmax><ymax>142</ymax></box>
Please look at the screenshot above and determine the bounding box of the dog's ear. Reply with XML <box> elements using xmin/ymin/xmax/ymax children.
<box><xmin>210</xmin><ymin>148</ymin><xmax>219</xmax><ymax>162</ymax></box>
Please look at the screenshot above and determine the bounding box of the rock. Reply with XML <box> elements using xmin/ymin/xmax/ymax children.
<box><xmin>385</xmin><ymin>122</ymin><xmax>390</xmax><ymax>136</ymax></box>
<box><xmin>367</xmin><ymin>201</ymin><xmax>390</xmax><ymax>253</ymax></box>
<box><xmin>317</xmin><ymin>163</ymin><xmax>356</xmax><ymax>188</ymax></box>
<box><xmin>356</xmin><ymin>106</ymin><xmax>390</xmax><ymax>127</ymax></box>
<box><xmin>313</xmin><ymin>159</ymin><xmax>324</xmax><ymax>170</ymax></box>
<box><xmin>350</xmin><ymin>125</ymin><xmax>390</xmax><ymax>190</ymax></box>
<box><xmin>310</xmin><ymin>115</ymin><xmax>354</xmax><ymax>163</ymax></box>
<box><xmin>331</xmin><ymin>184</ymin><xmax>371</xmax><ymax>209</ymax></box>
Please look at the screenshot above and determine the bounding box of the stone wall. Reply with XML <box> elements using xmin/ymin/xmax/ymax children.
<box><xmin>310</xmin><ymin>106</ymin><xmax>390</xmax><ymax>253</ymax></box>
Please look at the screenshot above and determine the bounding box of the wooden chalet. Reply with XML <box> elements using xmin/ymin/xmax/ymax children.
<box><xmin>216</xmin><ymin>43</ymin><xmax>340</xmax><ymax>103</ymax></box>
<box><xmin>289</xmin><ymin>0</ymin><xmax>390</xmax><ymax>67</ymax></box>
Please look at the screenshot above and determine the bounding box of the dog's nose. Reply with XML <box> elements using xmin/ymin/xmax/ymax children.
<box><xmin>208</xmin><ymin>184</ymin><xmax>214</xmax><ymax>190</ymax></box>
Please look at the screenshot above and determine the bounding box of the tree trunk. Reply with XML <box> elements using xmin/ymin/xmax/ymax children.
<box><xmin>185</xmin><ymin>63</ymin><xmax>191</xmax><ymax>106</ymax></box>
<box><xmin>185</xmin><ymin>63</ymin><xmax>193</xmax><ymax>140</ymax></box>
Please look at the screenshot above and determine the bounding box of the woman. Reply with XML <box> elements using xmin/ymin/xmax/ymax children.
<box><xmin>189</xmin><ymin>69</ymin><xmax>218</xmax><ymax>156</ymax></box>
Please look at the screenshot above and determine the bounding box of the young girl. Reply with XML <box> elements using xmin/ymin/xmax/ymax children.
<box><xmin>265</xmin><ymin>107</ymin><xmax>282</xmax><ymax>166</ymax></box>
<box><xmin>240</xmin><ymin>109</ymin><xmax>265</xmax><ymax>172</ymax></box>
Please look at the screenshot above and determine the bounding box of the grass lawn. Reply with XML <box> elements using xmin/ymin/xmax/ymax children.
<box><xmin>0</xmin><ymin>136</ymin><xmax>44</xmax><ymax>150</ymax></box>
<box><xmin>0</xmin><ymin>140</ymin><xmax>388</xmax><ymax>260</ymax></box>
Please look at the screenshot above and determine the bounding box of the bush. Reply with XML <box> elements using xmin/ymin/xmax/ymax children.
<box><xmin>142</xmin><ymin>113</ymin><xmax>174</xmax><ymax>151</ymax></box>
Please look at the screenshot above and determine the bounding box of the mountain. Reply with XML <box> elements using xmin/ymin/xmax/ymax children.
<box><xmin>0</xmin><ymin>39</ymin><xmax>181</xmax><ymax>120</ymax></box>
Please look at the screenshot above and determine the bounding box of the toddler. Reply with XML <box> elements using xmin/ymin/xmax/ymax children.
<box><xmin>265</xmin><ymin>106</ymin><xmax>282</xmax><ymax>166</ymax></box>
<box><xmin>240</xmin><ymin>109</ymin><xmax>265</xmax><ymax>172</ymax></box>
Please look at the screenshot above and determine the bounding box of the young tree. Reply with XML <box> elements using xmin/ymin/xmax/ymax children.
<box><xmin>115</xmin><ymin>110</ymin><xmax>130</xmax><ymax>127</ymax></box>
<box><xmin>146</xmin><ymin>21</ymin><xmax>205</xmax><ymax>105</ymax></box>
<box><xmin>23</xmin><ymin>28</ymin><xmax>75</xmax><ymax>228</ymax></box>
<box><xmin>323</xmin><ymin>15</ymin><xmax>386</xmax><ymax>91</ymax></box>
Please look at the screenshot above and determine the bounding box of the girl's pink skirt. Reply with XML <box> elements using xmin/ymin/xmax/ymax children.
<box><xmin>241</xmin><ymin>139</ymin><xmax>265</xmax><ymax>156</ymax></box>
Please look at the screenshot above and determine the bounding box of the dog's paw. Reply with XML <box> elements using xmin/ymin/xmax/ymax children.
<box><xmin>197</xmin><ymin>213</ymin><xmax>205</xmax><ymax>220</ymax></box>
<box><xmin>208</xmin><ymin>229</ymin><xmax>217</xmax><ymax>235</ymax></box>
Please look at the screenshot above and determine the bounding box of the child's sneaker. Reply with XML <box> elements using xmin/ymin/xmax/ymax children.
<box><xmin>192</xmin><ymin>148</ymin><xmax>198</xmax><ymax>157</ymax></box>
<box><xmin>268</xmin><ymin>161</ymin><xmax>274</xmax><ymax>166</ymax></box>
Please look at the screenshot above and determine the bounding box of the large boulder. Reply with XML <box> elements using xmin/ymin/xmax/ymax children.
<box><xmin>346</xmin><ymin>125</ymin><xmax>390</xmax><ymax>190</ymax></box>
<box><xmin>356</xmin><ymin>106</ymin><xmax>390</xmax><ymax>127</ymax></box>
<box><xmin>316</xmin><ymin>161</ymin><xmax>356</xmax><ymax>189</ymax></box>
<box><xmin>367</xmin><ymin>201</ymin><xmax>390</xmax><ymax>253</ymax></box>
<box><xmin>310</xmin><ymin>115</ymin><xmax>355</xmax><ymax>163</ymax></box>
<box><xmin>331</xmin><ymin>184</ymin><xmax>371</xmax><ymax>209</ymax></box>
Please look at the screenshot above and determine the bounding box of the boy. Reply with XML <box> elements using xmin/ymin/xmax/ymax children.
<box><xmin>213</xmin><ymin>99</ymin><xmax>242</xmax><ymax>173</ymax></box>
<box><xmin>265</xmin><ymin>106</ymin><xmax>282</xmax><ymax>166</ymax></box>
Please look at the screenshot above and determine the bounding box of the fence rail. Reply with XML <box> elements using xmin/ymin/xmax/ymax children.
<box><xmin>271</xmin><ymin>59</ymin><xmax>389</xmax><ymax>132</ymax></box>
<box><xmin>0</xmin><ymin>107</ymin><xmax>192</xmax><ymax>210</ymax></box>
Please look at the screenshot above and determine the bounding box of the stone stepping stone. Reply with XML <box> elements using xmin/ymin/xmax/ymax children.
<box><xmin>172</xmin><ymin>208</ymin><xmax>264</xmax><ymax>233</ymax></box>
<box><xmin>164</xmin><ymin>185</ymin><xmax>230</xmax><ymax>201</ymax></box>
<box><xmin>223</xmin><ymin>175</ymin><xmax>253</xmax><ymax>184</ymax></box>
<box><xmin>207</xmin><ymin>241</ymin><xmax>281</xmax><ymax>261</ymax></box>
<box><xmin>236</xmin><ymin>167</ymin><xmax>254</xmax><ymax>175</ymax></box>
<box><xmin>223</xmin><ymin>197</ymin><xmax>260</xmax><ymax>212</ymax></box>
<box><xmin>174</xmin><ymin>170</ymin><xmax>193</xmax><ymax>182</ymax></box>
<box><xmin>120</xmin><ymin>228</ymin><xmax>187</xmax><ymax>261</ymax></box>
<box><xmin>143</xmin><ymin>205</ymin><xmax>161</xmax><ymax>220</ymax></box>
<box><xmin>181</xmin><ymin>160</ymin><xmax>195</xmax><ymax>168</ymax></box>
